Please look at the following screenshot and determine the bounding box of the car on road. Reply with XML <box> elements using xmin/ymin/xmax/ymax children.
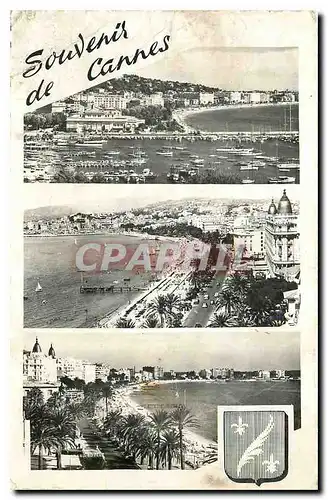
<box><xmin>214</xmin><ymin>292</ymin><xmax>219</xmax><ymax>297</ymax></box>
<box><xmin>204</xmin><ymin>294</ymin><xmax>209</xmax><ymax>299</ymax></box>
<box><xmin>202</xmin><ymin>302</ymin><xmax>208</xmax><ymax>308</ymax></box>
<box><xmin>210</xmin><ymin>300</ymin><xmax>215</xmax><ymax>305</ymax></box>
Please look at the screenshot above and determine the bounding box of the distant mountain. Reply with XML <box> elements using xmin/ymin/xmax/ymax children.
<box><xmin>24</xmin><ymin>206</ymin><xmax>75</xmax><ymax>221</ymax></box>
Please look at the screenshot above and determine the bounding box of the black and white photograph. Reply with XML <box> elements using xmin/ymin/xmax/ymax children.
<box><xmin>24</xmin><ymin>49</ymin><xmax>299</xmax><ymax>185</ymax></box>
<box><xmin>24</xmin><ymin>186</ymin><xmax>300</xmax><ymax>329</ymax></box>
<box><xmin>22</xmin><ymin>330</ymin><xmax>300</xmax><ymax>471</ymax></box>
<box><xmin>11</xmin><ymin>8</ymin><xmax>317</xmax><ymax>492</ymax></box>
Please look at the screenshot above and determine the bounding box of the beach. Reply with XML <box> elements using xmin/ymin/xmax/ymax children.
<box><xmin>173</xmin><ymin>102</ymin><xmax>299</xmax><ymax>133</ymax></box>
<box><xmin>94</xmin><ymin>384</ymin><xmax>217</xmax><ymax>469</ymax></box>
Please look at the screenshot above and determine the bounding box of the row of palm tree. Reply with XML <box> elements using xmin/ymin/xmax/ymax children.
<box><xmin>115</xmin><ymin>292</ymin><xmax>185</xmax><ymax>328</ymax></box>
<box><xmin>24</xmin><ymin>388</ymin><xmax>85</xmax><ymax>469</ymax></box>
<box><xmin>102</xmin><ymin>405</ymin><xmax>198</xmax><ymax>470</ymax></box>
<box><xmin>209</xmin><ymin>274</ymin><xmax>290</xmax><ymax>327</ymax></box>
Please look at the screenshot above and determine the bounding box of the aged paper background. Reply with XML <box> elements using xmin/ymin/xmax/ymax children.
<box><xmin>10</xmin><ymin>10</ymin><xmax>317</xmax><ymax>490</ymax></box>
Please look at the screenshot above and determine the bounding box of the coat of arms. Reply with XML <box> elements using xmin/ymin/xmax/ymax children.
<box><xmin>222</xmin><ymin>410</ymin><xmax>289</xmax><ymax>485</ymax></box>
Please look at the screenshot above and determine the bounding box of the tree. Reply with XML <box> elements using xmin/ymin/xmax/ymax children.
<box><xmin>91</xmin><ymin>173</ymin><xmax>106</xmax><ymax>183</ymax></box>
<box><xmin>23</xmin><ymin>388</ymin><xmax>44</xmax><ymax>419</ymax></box>
<box><xmin>142</xmin><ymin>316</ymin><xmax>160</xmax><ymax>328</ymax></box>
<box><xmin>101</xmin><ymin>383</ymin><xmax>112</xmax><ymax>415</ymax></box>
<box><xmin>146</xmin><ymin>295</ymin><xmax>168</xmax><ymax>327</ymax></box>
<box><xmin>49</xmin><ymin>407</ymin><xmax>77</xmax><ymax>469</ymax></box>
<box><xmin>170</xmin><ymin>405</ymin><xmax>198</xmax><ymax>470</ymax></box>
<box><xmin>208</xmin><ymin>312</ymin><xmax>238</xmax><ymax>328</ymax></box>
<box><xmin>74</xmin><ymin>172</ymin><xmax>89</xmax><ymax>183</ymax></box>
<box><xmin>160</xmin><ymin>429</ymin><xmax>181</xmax><ymax>470</ymax></box>
<box><xmin>29</xmin><ymin>405</ymin><xmax>61</xmax><ymax>470</ymax></box>
<box><xmin>121</xmin><ymin>414</ymin><xmax>146</xmax><ymax>457</ymax></box>
<box><xmin>215</xmin><ymin>288</ymin><xmax>238</xmax><ymax>316</ymax></box>
<box><xmin>223</xmin><ymin>274</ymin><xmax>250</xmax><ymax>300</ymax></box>
<box><xmin>164</xmin><ymin>293</ymin><xmax>182</xmax><ymax>316</ymax></box>
<box><xmin>135</xmin><ymin>427</ymin><xmax>157</xmax><ymax>469</ymax></box>
<box><xmin>114</xmin><ymin>317</ymin><xmax>136</xmax><ymax>328</ymax></box>
<box><xmin>149</xmin><ymin>410</ymin><xmax>171</xmax><ymax>470</ymax></box>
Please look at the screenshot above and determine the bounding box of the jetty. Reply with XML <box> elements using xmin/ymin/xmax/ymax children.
<box><xmin>80</xmin><ymin>284</ymin><xmax>148</xmax><ymax>294</ymax></box>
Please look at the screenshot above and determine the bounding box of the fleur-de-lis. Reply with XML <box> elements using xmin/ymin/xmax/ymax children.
<box><xmin>231</xmin><ymin>416</ymin><xmax>249</xmax><ymax>436</ymax></box>
<box><xmin>262</xmin><ymin>454</ymin><xmax>280</xmax><ymax>474</ymax></box>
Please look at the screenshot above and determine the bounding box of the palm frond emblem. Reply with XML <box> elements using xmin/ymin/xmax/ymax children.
<box><xmin>231</xmin><ymin>416</ymin><xmax>249</xmax><ymax>436</ymax></box>
<box><xmin>223</xmin><ymin>409</ymin><xmax>289</xmax><ymax>485</ymax></box>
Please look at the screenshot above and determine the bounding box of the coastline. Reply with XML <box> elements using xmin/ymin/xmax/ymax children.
<box><xmin>95</xmin><ymin>385</ymin><xmax>217</xmax><ymax>466</ymax></box>
<box><xmin>24</xmin><ymin>231</ymin><xmax>182</xmax><ymax>243</ymax></box>
<box><xmin>173</xmin><ymin>101</ymin><xmax>298</xmax><ymax>132</ymax></box>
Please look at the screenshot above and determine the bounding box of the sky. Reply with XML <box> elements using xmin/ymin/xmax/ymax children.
<box><xmin>24</xmin><ymin>330</ymin><xmax>300</xmax><ymax>371</ymax></box>
<box><xmin>24</xmin><ymin>184</ymin><xmax>300</xmax><ymax>212</ymax></box>
<box><xmin>136</xmin><ymin>47</ymin><xmax>298</xmax><ymax>91</ymax></box>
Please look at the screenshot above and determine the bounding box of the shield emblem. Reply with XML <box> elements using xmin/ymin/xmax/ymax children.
<box><xmin>223</xmin><ymin>410</ymin><xmax>288</xmax><ymax>485</ymax></box>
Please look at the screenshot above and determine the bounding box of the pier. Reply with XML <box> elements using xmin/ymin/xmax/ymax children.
<box><xmin>81</xmin><ymin>130</ymin><xmax>299</xmax><ymax>142</ymax></box>
<box><xmin>80</xmin><ymin>284</ymin><xmax>148</xmax><ymax>294</ymax></box>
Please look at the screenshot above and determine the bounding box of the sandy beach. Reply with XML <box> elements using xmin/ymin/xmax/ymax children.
<box><xmin>173</xmin><ymin>101</ymin><xmax>297</xmax><ymax>133</ymax></box>
<box><xmin>94</xmin><ymin>385</ymin><xmax>217</xmax><ymax>468</ymax></box>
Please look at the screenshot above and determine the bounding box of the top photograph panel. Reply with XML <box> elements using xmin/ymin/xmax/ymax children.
<box><xmin>24</xmin><ymin>48</ymin><xmax>299</xmax><ymax>185</ymax></box>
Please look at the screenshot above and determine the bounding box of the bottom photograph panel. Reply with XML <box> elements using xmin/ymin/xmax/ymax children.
<box><xmin>22</xmin><ymin>329</ymin><xmax>300</xmax><ymax>471</ymax></box>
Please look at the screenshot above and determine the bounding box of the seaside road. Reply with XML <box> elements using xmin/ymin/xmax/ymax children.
<box><xmin>183</xmin><ymin>275</ymin><xmax>225</xmax><ymax>327</ymax></box>
<box><xmin>77</xmin><ymin>418</ymin><xmax>139</xmax><ymax>469</ymax></box>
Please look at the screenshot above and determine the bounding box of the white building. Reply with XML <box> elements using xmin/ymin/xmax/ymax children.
<box><xmin>83</xmin><ymin>363</ymin><xmax>96</xmax><ymax>383</ymax></box>
<box><xmin>23</xmin><ymin>338</ymin><xmax>57</xmax><ymax>383</ymax></box>
<box><xmin>142</xmin><ymin>93</ymin><xmax>164</xmax><ymax>107</ymax></box>
<box><xmin>51</xmin><ymin>101</ymin><xmax>66</xmax><ymax>113</ymax></box>
<box><xmin>95</xmin><ymin>363</ymin><xmax>111</xmax><ymax>382</ymax></box>
<box><xmin>233</xmin><ymin>228</ymin><xmax>265</xmax><ymax>256</ymax></box>
<box><xmin>265</xmin><ymin>190</ymin><xmax>300</xmax><ymax>280</ymax></box>
<box><xmin>230</xmin><ymin>91</ymin><xmax>242</xmax><ymax>103</ymax></box>
<box><xmin>250</xmin><ymin>92</ymin><xmax>261</xmax><ymax>104</ymax></box>
<box><xmin>199</xmin><ymin>92</ymin><xmax>215</xmax><ymax>105</ymax></box>
<box><xmin>88</xmin><ymin>93</ymin><xmax>127</xmax><ymax>110</ymax></box>
<box><xmin>258</xmin><ymin>370</ymin><xmax>271</xmax><ymax>380</ymax></box>
<box><xmin>66</xmin><ymin>111</ymin><xmax>144</xmax><ymax>133</ymax></box>
<box><xmin>57</xmin><ymin>357</ymin><xmax>84</xmax><ymax>380</ymax></box>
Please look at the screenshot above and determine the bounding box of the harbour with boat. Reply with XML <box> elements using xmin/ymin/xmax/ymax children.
<box><xmin>24</xmin><ymin>103</ymin><xmax>299</xmax><ymax>184</ymax></box>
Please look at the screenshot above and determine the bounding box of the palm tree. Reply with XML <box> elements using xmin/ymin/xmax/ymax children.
<box><xmin>114</xmin><ymin>317</ymin><xmax>135</xmax><ymax>328</ymax></box>
<box><xmin>103</xmin><ymin>410</ymin><xmax>123</xmax><ymax>444</ymax></box>
<box><xmin>223</xmin><ymin>274</ymin><xmax>249</xmax><ymax>300</ymax></box>
<box><xmin>101</xmin><ymin>383</ymin><xmax>112</xmax><ymax>415</ymax></box>
<box><xmin>164</xmin><ymin>293</ymin><xmax>181</xmax><ymax>316</ymax></box>
<box><xmin>146</xmin><ymin>295</ymin><xmax>168</xmax><ymax>327</ymax></box>
<box><xmin>208</xmin><ymin>312</ymin><xmax>238</xmax><ymax>327</ymax></box>
<box><xmin>135</xmin><ymin>427</ymin><xmax>157</xmax><ymax>469</ymax></box>
<box><xmin>215</xmin><ymin>288</ymin><xmax>237</xmax><ymax>316</ymax></box>
<box><xmin>170</xmin><ymin>405</ymin><xmax>198</xmax><ymax>470</ymax></box>
<box><xmin>141</xmin><ymin>316</ymin><xmax>160</xmax><ymax>328</ymax></box>
<box><xmin>149</xmin><ymin>410</ymin><xmax>171</xmax><ymax>469</ymax></box>
<box><xmin>23</xmin><ymin>388</ymin><xmax>44</xmax><ymax>419</ymax></box>
<box><xmin>29</xmin><ymin>405</ymin><xmax>59</xmax><ymax>470</ymax></box>
<box><xmin>121</xmin><ymin>414</ymin><xmax>146</xmax><ymax>455</ymax></box>
<box><xmin>160</xmin><ymin>429</ymin><xmax>181</xmax><ymax>470</ymax></box>
<box><xmin>49</xmin><ymin>408</ymin><xmax>77</xmax><ymax>469</ymax></box>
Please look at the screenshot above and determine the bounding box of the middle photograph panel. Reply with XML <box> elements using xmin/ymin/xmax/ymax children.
<box><xmin>24</xmin><ymin>184</ymin><xmax>300</xmax><ymax>329</ymax></box>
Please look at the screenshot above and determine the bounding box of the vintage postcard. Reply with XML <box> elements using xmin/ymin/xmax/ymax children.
<box><xmin>10</xmin><ymin>10</ymin><xmax>317</xmax><ymax>490</ymax></box>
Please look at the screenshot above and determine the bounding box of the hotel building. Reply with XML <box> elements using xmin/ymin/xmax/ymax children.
<box><xmin>141</xmin><ymin>93</ymin><xmax>165</xmax><ymax>107</ymax></box>
<box><xmin>265</xmin><ymin>190</ymin><xmax>300</xmax><ymax>281</ymax></box>
<box><xmin>23</xmin><ymin>338</ymin><xmax>57</xmax><ymax>383</ymax></box>
<box><xmin>23</xmin><ymin>338</ymin><xmax>60</xmax><ymax>401</ymax></box>
<box><xmin>66</xmin><ymin>110</ymin><xmax>145</xmax><ymax>133</ymax></box>
<box><xmin>87</xmin><ymin>93</ymin><xmax>127</xmax><ymax>110</ymax></box>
